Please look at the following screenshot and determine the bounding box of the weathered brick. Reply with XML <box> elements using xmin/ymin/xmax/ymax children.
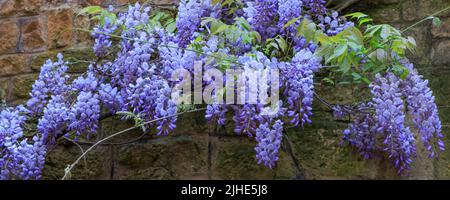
<box><xmin>0</xmin><ymin>78</ymin><xmax>10</xmax><ymax>101</ymax></box>
<box><xmin>47</xmin><ymin>8</ymin><xmax>74</xmax><ymax>49</ymax></box>
<box><xmin>380</xmin><ymin>0</ymin><xmax>400</xmax><ymax>4</ymax></box>
<box><xmin>0</xmin><ymin>19</ymin><xmax>19</xmax><ymax>54</ymax></box>
<box><xmin>432</xmin><ymin>17</ymin><xmax>450</xmax><ymax>38</ymax></box>
<box><xmin>369</xmin><ymin>6</ymin><xmax>401</xmax><ymax>23</ymax></box>
<box><xmin>43</xmin><ymin>0</ymin><xmax>68</xmax><ymax>7</ymax></box>
<box><xmin>0</xmin><ymin>0</ymin><xmax>15</xmax><ymax>17</ymax></box>
<box><xmin>11</xmin><ymin>74</ymin><xmax>38</xmax><ymax>99</ymax></box>
<box><xmin>0</xmin><ymin>54</ymin><xmax>30</xmax><ymax>76</ymax></box>
<box><xmin>31</xmin><ymin>48</ymin><xmax>94</xmax><ymax>73</ymax></box>
<box><xmin>403</xmin><ymin>25</ymin><xmax>432</xmax><ymax>65</ymax></box>
<box><xmin>115</xmin><ymin>135</ymin><xmax>209</xmax><ymax>180</ymax></box>
<box><xmin>211</xmin><ymin>136</ymin><xmax>298</xmax><ymax>180</ymax></box>
<box><xmin>419</xmin><ymin>0</ymin><xmax>450</xmax><ymax>19</ymax></box>
<box><xmin>21</xmin><ymin>17</ymin><xmax>47</xmax><ymax>52</ymax></box>
<box><xmin>401</xmin><ymin>0</ymin><xmax>418</xmax><ymax>21</ymax></box>
<box><xmin>74</xmin><ymin>15</ymin><xmax>92</xmax><ymax>47</ymax></box>
<box><xmin>431</xmin><ymin>40</ymin><xmax>450</xmax><ymax>65</ymax></box>
<box><xmin>87</xmin><ymin>0</ymin><xmax>108</xmax><ymax>5</ymax></box>
<box><xmin>42</xmin><ymin>145</ymin><xmax>108</xmax><ymax>180</ymax></box>
<box><xmin>0</xmin><ymin>0</ymin><xmax>42</xmax><ymax>17</ymax></box>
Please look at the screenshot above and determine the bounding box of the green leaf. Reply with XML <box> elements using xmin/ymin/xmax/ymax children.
<box><xmin>400</xmin><ymin>68</ymin><xmax>409</xmax><ymax>79</ymax></box>
<box><xmin>251</xmin><ymin>31</ymin><xmax>261</xmax><ymax>43</ymax></box>
<box><xmin>327</xmin><ymin>44</ymin><xmax>347</xmax><ymax>63</ymax></box>
<box><xmin>165</xmin><ymin>20</ymin><xmax>177</xmax><ymax>33</ymax></box>
<box><xmin>201</xmin><ymin>17</ymin><xmax>217</xmax><ymax>27</ymax></box>
<box><xmin>361</xmin><ymin>77</ymin><xmax>371</xmax><ymax>84</ymax></box>
<box><xmin>211</xmin><ymin>23</ymin><xmax>229</xmax><ymax>34</ymax></box>
<box><xmin>358</xmin><ymin>18</ymin><xmax>373</xmax><ymax>26</ymax></box>
<box><xmin>345</xmin><ymin>12</ymin><xmax>368</xmax><ymax>19</ymax></box>
<box><xmin>432</xmin><ymin>17</ymin><xmax>442</xmax><ymax>27</ymax></box>
<box><xmin>275</xmin><ymin>37</ymin><xmax>287</xmax><ymax>53</ymax></box>
<box><xmin>283</xmin><ymin>17</ymin><xmax>300</xmax><ymax>29</ymax></box>
<box><xmin>322</xmin><ymin>77</ymin><xmax>335</xmax><ymax>85</ymax></box>
<box><xmin>236</xmin><ymin>17</ymin><xmax>251</xmax><ymax>31</ymax></box>
<box><xmin>352</xmin><ymin>72</ymin><xmax>362</xmax><ymax>80</ymax></box>
<box><xmin>315</xmin><ymin>31</ymin><xmax>329</xmax><ymax>44</ymax></box>
<box><xmin>365</xmin><ymin>25</ymin><xmax>382</xmax><ymax>37</ymax></box>
<box><xmin>380</xmin><ymin>25</ymin><xmax>389</xmax><ymax>39</ymax></box>
<box><xmin>313</xmin><ymin>44</ymin><xmax>332</xmax><ymax>58</ymax></box>
<box><xmin>79</xmin><ymin>6</ymin><xmax>104</xmax><ymax>15</ymax></box>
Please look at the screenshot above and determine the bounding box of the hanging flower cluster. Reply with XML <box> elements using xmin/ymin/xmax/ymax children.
<box><xmin>0</xmin><ymin>1</ymin><xmax>444</xmax><ymax>179</ymax></box>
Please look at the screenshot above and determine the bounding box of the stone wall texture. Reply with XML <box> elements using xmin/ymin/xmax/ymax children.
<box><xmin>0</xmin><ymin>0</ymin><xmax>449</xmax><ymax>179</ymax></box>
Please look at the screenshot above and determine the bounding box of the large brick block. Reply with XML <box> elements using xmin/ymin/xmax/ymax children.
<box><xmin>47</xmin><ymin>8</ymin><xmax>74</xmax><ymax>49</ymax></box>
<box><xmin>0</xmin><ymin>19</ymin><xmax>19</xmax><ymax>54</ymax></box>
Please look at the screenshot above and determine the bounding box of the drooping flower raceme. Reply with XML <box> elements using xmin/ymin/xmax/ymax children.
<box><xmin>402</xmin><ymin>62</ymin><xmax>444</xmax><ymax>158</ymax></box>
<box><xmin>345</xmin><ymin>73</ymin><xmax>417</xmax><ymax>174</ymax></box>
<box><xmin>26</xmin><ymin>53</ymin><xmax>70</xmax><ymax>116</ymax></box>
<box><xmin>281</xmin><ymin>49</ymin><xmax>321</xmax><ymax>127</ymax></box>
<box><xmin>176</xmin><ymin>0</ymin><xmax>220</xmax><ymax>47</ymax></box>
<box><xmin>0</xmin><ymin>1</ymin><xmax>445</xmax><ymax>179</ymax></box>
<box><xmin>0</xmin><ymin>109</ymin><xmax>46</xmax><ymax>180</ymax></box>
<box><xmin>244</xmin><ymin>0</ymin><xmax>278</xmax><ymax>41</ymax></box>
<box><xmin>37</xmin><ymin>95</ymin><xmax>70</xmax><ymax>144</ymax></box>
<box><xmin>72</xmin><ymin>70</ymin><xmax>99</xmax><ymax>92</ymax></box>
<box><xmin>302</xmin><ymin>0</ymin><xmax>326</xmax><ymax>14</ymax></box>
<box><xmin>99</xmin><ymin>83</ymin><xmax>124</xmax><ymax>114</ymax></box>
<box><xmin>255</xmin><ymin>120</ymin><xmax>283</xmax><ymax>169</ymax></box>
<box><xmin>278</xmin><ymin>0</ymin><xmax>303</xmax><ymax>35</ymax></box>
<box><xmin>109</xmin><ymin>31</ymin><xmax>156</xmax><ymax>88</ymax></box>
<box><xmin>68</xmin><ymin>91</ymin><xmax>101</xmax><ymax>139</ymax></box>
<box><xmin>92</xmin><ymin>17</ymin><xmax>118</xmax><ymax>57</ymax></box>
<box><xmin>317</xmin><ymin>11</ymin><xmax>355</xmax><ymax>36</ymax></box>
<box><xmin>343</xmin><ymin>113</ymin><xmax>379</xmax><ymax>159</ymax></box>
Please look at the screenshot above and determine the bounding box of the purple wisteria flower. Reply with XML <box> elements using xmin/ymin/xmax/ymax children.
<box><xmin>402</xmin><ymin>62</ymin><xmax>444</xmax><ymax>158</ymax></box>
<box><xmin>244</xmin><ymin>0</ymin><xmax>278</xmax><ymax>41</ymax></box>
<box><xmin>255</xmin><ymin>120</ymin><xmax>283</xmax><ymax>169</ymax></box>
<box><xmin>0</xmin><ymin>109</ymin><xmax>46</xmax><ymax>180</ymax></box>
<box><xmin>26</xmin><ymin>53</ymin><xmax>69</xmax><ymax>116</ymax></box>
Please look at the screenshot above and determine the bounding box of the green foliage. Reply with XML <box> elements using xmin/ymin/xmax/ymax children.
<box><xmin>217</xmin><ymin>0</ymin><xmax>245</xmax><ymax>16</ymax></box>
<box><xmin>295</xmin><ymin>13</ymin><xmax>418</xmax><ymax>85</ymax></box>
<box><xmin>201</xmin><ymin>17</ymin><xmax>261</xmax><ymax>46</ymax></box>
<box><xmin>78</xmin><ymin>6</ymin><xmax>176</xmax><ymax>33</ymax></box>
<box><xmin>264</xmin><ymin>36</ymin><xmax>291</xmax><ymax>59</ymax></box>
<box><xmin>78</xmin><ymin>6</ymin><xmax>117</xmax><ymax>27</ymax></box>
<box><xmin>117</xmin><ymin>111</ymin><xmax>147</xmax><ymax>132</ymax></box>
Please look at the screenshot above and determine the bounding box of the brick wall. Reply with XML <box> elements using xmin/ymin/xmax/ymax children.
<box><xmin>0</xmin><ymin>0</ymin><xmax>174</xmax><ymax>104</ymax></box>
<box><xmin>0</xmin><ymin>0</ymin><xmax>450</xmax><ymax>179</ymax></box>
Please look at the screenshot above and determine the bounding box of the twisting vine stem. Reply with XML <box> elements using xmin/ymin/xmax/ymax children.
<box><xmin>401</xmin><ymin>6</ymin><xmax>450</xmax><ymax>33</ymax></box>
<box><xmin>61</xmin><ymin>108</ymin><xmax>205</xmax><ymax>180</ymax></box>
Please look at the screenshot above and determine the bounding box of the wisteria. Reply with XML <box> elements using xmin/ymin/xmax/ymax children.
<box><xmin>92</xmin><ymin>17</ymin><xmax>118</xmax><ymax>56</ymax></box>
<box><xmin>26</xmin><ymin>53</ymin><xmax>69</xmax><ymax>116</ymax></box>
<box><xmin>37</xmin><ymin>95</ymin><xmax>69</xmax><ymax>144</ymax></box>
<box><xmin>244</xmin><ymin>0</ymin><xmax>278</xmax><ymax>41</ymax></box>
<box><xmin>255</xmin><ymin>120</ymin><xmax>283</xmax><ymax>169</ymax></box>
<box><xmin>302</xmin><ymin>0</ymin><xmax>327</xmax><ymax>14</ymax></box>
<box><xmin>0</xmin><ymin>1</ymin><xmax>446</xmax><ymax>179</ymax></box>
<box><xmin>68</xmin><ymin>91</ymin><xmax>100</xmax><ymax>139</ymax></box>
<box><xmin>99</xmin><ymin>83</ymin><xmax>123</xmax><ymax>113</ymax></box>
<box><xmin>371</xmin><ymin>73</ymin><xmax>416</xmax><ymax>173</ymax></box>
<box><xmin>0</xmin><ymin>109</ymin><xmax>46</xmax><ymax>180</ymax></box>
<box><xmin>316</xmin><ymin>11</ymin><xmax>354</xmax><ymax>36</ymax></box>
<box><xmin>402</xmin><ymin>62</ymin><xmax>444</xmax><ymax>158</ymax></box>
<box><xmin>281</xmin><ymin>49</ymin><xmax>321</xmax><ymax>127</ymax></box>
<box><xmin>343</xmin><ymin>113</ymin><xmax>378</xmax><ymax>159</ymax></box>
<box><xmin>342</xmin><ymin>61</ymin><xmax>445</xmax><ymax>174</ymax></box>
<box><xmin>176</xmin><ymin>0</ymin><xmax>220</xmax><ymax>47</ymax></box>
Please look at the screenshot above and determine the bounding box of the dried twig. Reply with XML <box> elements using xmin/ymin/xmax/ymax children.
<box><xmin>61</xmin><ymin>108</ymin><xmax>205</xmax><ymax>180</ymax></box>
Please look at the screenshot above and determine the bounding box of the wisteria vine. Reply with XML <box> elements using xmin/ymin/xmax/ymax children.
<box><xmin>0</xmin><ymin>0</ymin><xmax>446</xmax><ymax>179</ymax></box>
